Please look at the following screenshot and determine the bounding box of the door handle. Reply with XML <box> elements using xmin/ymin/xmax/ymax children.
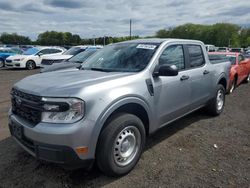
<box><xmin>180</xmin><ymin>75</ymin><xmax>190</xmax><ymax>81</ymax></box>
<box><xmin>203</xmin><ymin>70</ymin><xmax>210</xmax><ymax>75</ymax></box>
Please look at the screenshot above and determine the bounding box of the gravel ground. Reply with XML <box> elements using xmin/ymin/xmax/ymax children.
<box><xmin>0</xmin><ymin>68</ymin><xmax>249</xmax><ymax>188</ymax></box>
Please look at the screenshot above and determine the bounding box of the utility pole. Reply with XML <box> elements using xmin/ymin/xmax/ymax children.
<box><xmin>228</xmin><ymin>38</ymin><xmax>231</xmax><ymax>48</ymax></box>
<box><xmin>130</xmin><ymin>19</ymin><xmax>132</xmax><ymax>40</ymax></box>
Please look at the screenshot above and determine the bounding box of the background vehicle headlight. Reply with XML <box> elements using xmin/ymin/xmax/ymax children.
<box><xmin>41</xmin><ymin>97</ymin><xmax>84</xmax><ymax>123</ymax></box>
<box><xmin>13</xmin><ymin>58</ymin><xmax>24</xmax><ymax>61</ymax></box>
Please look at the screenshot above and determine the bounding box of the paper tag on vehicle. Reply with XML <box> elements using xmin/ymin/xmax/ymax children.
<box><xmin>136</xmin><ymin>44</ymin><xmax>156</xmax><ymax>50</ymax></box>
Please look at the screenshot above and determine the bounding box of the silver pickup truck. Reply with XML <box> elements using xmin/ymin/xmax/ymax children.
<box><xmin>9</xmin><ymin>39</ymin><xmax>230</xmax><ymax>176</ymax></box>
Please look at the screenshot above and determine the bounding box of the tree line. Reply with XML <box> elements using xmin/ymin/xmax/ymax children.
<box><xmin>156</xmin><ymin>23</ymin><xmax>250</xmax><ymax>48</ymax></box>
<box><xmin>0</xmin><ymin>23</ymin><xmax>249</xmax><ymax>47</ymax></box>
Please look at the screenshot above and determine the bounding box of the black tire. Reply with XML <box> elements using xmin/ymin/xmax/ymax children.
<box><xmin>0</xmin><ymin>59</ymin><xmax>4</xmax><ymax>68</ymax></box>
<box><xmin>96</xmin><ymin>113</ymin><xmax>146</xmax><ymax>177</ymax></box>
<box><xmin>206</xmin><ymin>84</ymin><xmax>225</xmax><ymax>116</ymax></box>
<box><xmin>229</xmin><ymin>78</ymin><xmax>236</xmax><ymax>94</ymax></box>
<box><xmin>245</xmin><ymin>74</ymin><xmax>250</xmax><ymax>83</ymax></box>
<box><xmin>26</xmin><ymin>60</ymin><xmax>36</xmax><ymax>70</ymax></box>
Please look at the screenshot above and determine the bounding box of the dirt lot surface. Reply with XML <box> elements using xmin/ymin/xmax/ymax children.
<box><xmin>0</xmin><ymin>68</ymin><xmax>249</xmax><ymax>188</ymax></box>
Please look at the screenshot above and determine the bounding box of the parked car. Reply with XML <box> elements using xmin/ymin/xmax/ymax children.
<box><xmin>5</xmin><ymin>47</ymin><xmax>66</xmax><ymax>70</ymax></box>
<box><xmin>40</xmin><ymin>47</ymin><xmax>101</xmax><ymax>73</ymax></box>
<box><xmin>9</xmin><ymin>39</ymin><xmax>230</xmax><ymax>177</ymax></box>
<box><xmin>41</xmin><ymin>46</ymin><xmax>102</xmax><ymax>67</ymax></box>
<box><xmin>205</xmin><ymin>44</ymin><xmax>216</xmax><ymax>52</ymax></box>
<box><xmin>230</xmin><ymin>48</ymin><xmax>244</xmax><ymax>53</ymax></box>
<box><xmin>209</xmin><ymin>52</ymin><xmax>250</xmax><ymax>93</ymax></box>
<box><xmin>0</xmin><ymin>47</ymin><xmax>23</xmax><ymax>68</ymax></box>
<box><xmin>217</xmin><ymin>47</ymin><xmax>230</xmax><ymax>52</ymax></box>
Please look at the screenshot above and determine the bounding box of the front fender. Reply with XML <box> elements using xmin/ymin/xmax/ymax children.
<box><xmin>88</xmin><ymin>95</ymin><xmax>152</xmax><ymax>158</ymax></box>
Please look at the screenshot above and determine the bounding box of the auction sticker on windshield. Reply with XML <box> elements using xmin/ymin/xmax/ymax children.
<box><xmin>136</xmin><ymin>44</ymin><xmax>156</xmax><ymax>50</ymax></box>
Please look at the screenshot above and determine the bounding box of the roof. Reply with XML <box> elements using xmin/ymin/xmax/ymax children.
<box><xmin>119</xmin><ymin>38</ymin><xmax>204</xmax><ymax>45</ymax></box>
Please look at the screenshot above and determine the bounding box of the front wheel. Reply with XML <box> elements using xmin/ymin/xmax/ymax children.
<box><xmin>229</xmin><ymin>78</ymin><xmax>236</xmax><ymax>93</ymax></box>
<box><xmin>0</xmin><ymin>59</ymin><xmax>4</xmax><ymax>68</ymax></box>
<box><xmin>96</xmin><ymin>113</ymin><xmax>146</xmax><ymax>177</ymax></box>
<box><xmin>26</xmin><ymin>60</ymin><xmax>36</xmax><ymax>70</ymax></box>
<box><xmin>245</xmin><ymin>74</ymin><xmax>250</xmax><ymax>83</ymax></box>
<box><xmin>206</xmin><ymin>84</ymin><xmax>225</xmax><ymax>116</ymax></box>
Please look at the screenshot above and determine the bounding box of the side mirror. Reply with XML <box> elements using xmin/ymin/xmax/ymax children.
<box><xmin>37</xmin><ymin>52</ymin><xmax>43</xmax><ymax>56</ymax></box>
<box><xmin>77</xmin><ymin>64</ymin><xmax>82</xmax><ymax>69</ymax></box>
<box><xmin>154</xmin><ymin>64</ymin><xmax>178</xmax><ymax>77</ymax></box>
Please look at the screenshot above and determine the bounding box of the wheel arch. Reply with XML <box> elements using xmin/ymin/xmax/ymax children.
<box><xmin>91</xmin><ymin>97</ymin><xmax>152</xmax><ymax>158</ymax></box>
<box><xmin>217</xmin><ymin>74</ymin><xmax>227</xmax><ymax>91</ymax></box>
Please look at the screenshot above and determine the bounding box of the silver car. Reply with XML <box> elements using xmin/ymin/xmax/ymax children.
<box><xmin>9</xmin><ymin>39</ymin><xmax>230</xmax><ymax>176</ymax></box>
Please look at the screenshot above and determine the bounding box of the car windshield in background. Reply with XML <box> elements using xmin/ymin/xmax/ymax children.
<box><xmin>231</xmin><ymin>48</ymin><xmax>242</xmax><ymax>52</ymax></box>
<box><xmin>217</xmin><ymin>48</ymin><xmax>227</xmax><ymax>52</ymax></box>
<box><xmin>209</xmin><ymin>54</ymin><xmax>236</xmax><ymax>65</ymax></box>
<box><xmin>23</xmin><ymin>47</ymin><xmax>39</xmax><ymax>55</ymax></box>
<box><xmin>63</xmin><ymin>47</ymin><xmax>86</xmax><ymax>56</ymax></box>
<box><xmin>69</xmin><ymin>50</ymin><xmax>97</xmax><ymax>63</ymax></box>
<box><xmin>82</xmin><ymin>43</ymin><xmax>160</xmax><ymax>72</ymax></box>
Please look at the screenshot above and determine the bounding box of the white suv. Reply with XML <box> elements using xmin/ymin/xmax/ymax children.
<box><xmin>5</xmin><ymin>46</ymin><xmax>65</xmax><ymax>70</ymax></box>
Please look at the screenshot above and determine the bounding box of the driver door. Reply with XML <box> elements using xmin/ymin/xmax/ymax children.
<box><xmin>238</xmin><ymin>54</ymin><xmax>248</xmax><ymax>82</ymax></box>
<box><xmin>153</xmin><ymin>44</ymin><xmax>191</xmax><ymax>128</ymax></box>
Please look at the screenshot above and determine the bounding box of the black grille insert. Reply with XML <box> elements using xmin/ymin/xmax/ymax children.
<box><xmin>11</xmin><ymin>88</ymin><xmax>43</xmax><ymax>126</ymax></box>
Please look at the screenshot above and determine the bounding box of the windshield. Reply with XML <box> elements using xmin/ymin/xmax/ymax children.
<box><xmin>63</xmin><ymin>47</ymin><xmax>86</xmax><ymax>56</ymax></box>
<box><xmin>82</xmin><ymin>43</ymin><xmax>160</xmax><ymax>72</ymax></box>
<box><xmin>69</xmin><ymin>50</ymin><xmax>97</xmax><ymax>63</ymax></box>
<box><xmin>218</xmin><ymin>48</ymin><xmax>226</xmax><ymax>51</ymax></box>
<box><xmin>23</xmin><ymin>47</ymin><xmax>39</xmax><ymax>55</ymax></box>
<box><xmin>231</xmin><ymin>48</ymin><xmax>241</xmax><ymax>52</ymax></box>
<box><xmin>209</xmin><ymin>54</ymin><xmax>236</xmax><ymax>65</ymax></box>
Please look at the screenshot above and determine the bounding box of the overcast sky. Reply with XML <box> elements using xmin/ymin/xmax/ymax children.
<box><xmin>0</xmin><ymin>0</ymin><xmax>249</xmax><ymax>40</ymax></box>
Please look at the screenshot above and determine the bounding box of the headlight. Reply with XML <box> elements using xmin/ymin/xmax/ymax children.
<box><xmin>41</xmin><ymin>97</ymin><xmax>84</xmax><ymax>123</ymax></box>
<box><xmin>13</xmin><ymin>58</ymin><xmax>24</xmax><ymax>61</ymax></box>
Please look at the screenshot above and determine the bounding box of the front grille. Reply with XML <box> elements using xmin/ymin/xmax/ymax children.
<box><xmin>11</xmin><ymin>88</ymin><xmax>43</xmax><ymax>126</ymax></box>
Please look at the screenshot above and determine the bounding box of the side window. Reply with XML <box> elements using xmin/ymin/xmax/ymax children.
<box><xmin>50</xmin><ymin>49</ymin><xmax>62</xmax><ymax>53</ymax></box>
<box><xmin>159</xmin><ymin>45</ymin><xmax>185</xmax><ymax>70</ymax></box>
<box><xmin>187</xmin><ymin>45</ymin><xmax>205</xmax><ymax>68</ymax></box>
<box><xmin>238</xmin><ymin>54</ymin><xmax>244</xmax><ymax>64</ymax></box>
<box><xmin>39</xmin><ymin>49</ymin><xmax>52</xmax><ymax>55</ymax></box>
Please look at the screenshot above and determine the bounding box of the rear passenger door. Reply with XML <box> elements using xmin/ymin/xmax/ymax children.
<box><xmin>186</xmin><ymin>45</ymin><xmax>212</xmax><ymax>108</ymax></box>
<box><xmin>153</xmin><ymin>44</ymin><xmax>191</xmax><ymax>127</ymax></box>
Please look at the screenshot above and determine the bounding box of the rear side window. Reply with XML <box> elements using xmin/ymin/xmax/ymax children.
<box><xmin>187</xmin><ymin>45</ymin><xmax>205</xmax><ymax>68</ymax></box>
<box><xmin>39</xmin><ymin>49</ymin><xmax>53</xmax><ymax>54</ymax></box>
<box><xmin>50</xmin><ymin>49</ymin><xmax>62</xmax><ymax>53</ymax></box>
<box><xmin>159</xmin><ymin>45</ymin><xmax>185</xmax><ymax>70</ymax></box>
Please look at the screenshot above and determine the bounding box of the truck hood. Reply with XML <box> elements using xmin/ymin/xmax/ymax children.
<box><xmin>41</xmin><ymin>61</ymin><xmax>79</xmax><ymax>73</ymax></box>
<box><xmin>14</xmin><ymin>70</ymin><xmax>134</xmax><ymax>97</ymax></box>
<box><xmin>42</xmin><ymin>54</ymin><xmax>72</xmax><ymax>60</ymax></box>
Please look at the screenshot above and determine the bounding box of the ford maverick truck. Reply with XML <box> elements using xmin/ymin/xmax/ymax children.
<box><xmin>9</xmin><ymin>39</ymin><xmax>231</xmax><ymax>176</ymax></box>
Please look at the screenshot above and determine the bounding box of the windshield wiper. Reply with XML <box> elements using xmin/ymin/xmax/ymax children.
<box><xmin>69</xmin><ymin>60</ymin><xmax>82</xmax><ymax>64</ymax></box>
<box><xmin>89</xmin><ymin>67</ymin><xmax>110</xmax><ymax>72</ymax></box>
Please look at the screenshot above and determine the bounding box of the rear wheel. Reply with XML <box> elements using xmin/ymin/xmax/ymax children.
<box><xmin>26</xmin><ymin>60</ymin><xmax>36</xmax><ymax>70</ymax></box>
<box><xmin>96</xmin><ymin>113</ymin><xmax>146</xmax><ymax>177</ymax></box>
<box><xmin>206</xmin><ymin>84</ymin><xmax>225</xmax><ymax>116</ymax></box>
<box><xmin>0</xmin><ymin>59</ymin><xmax>4</xmax><ymax>68</ymax></box>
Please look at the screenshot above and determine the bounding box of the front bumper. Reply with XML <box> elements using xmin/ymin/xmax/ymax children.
<box><xmin>5</xmin><ymin>61</ymin><xmax>24</xmax><ymax>68</ymax></box>
<box><xmin>9</xmin><ymin>114</ymin><xmax>96</xmax><ymax>169</ymax></box>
